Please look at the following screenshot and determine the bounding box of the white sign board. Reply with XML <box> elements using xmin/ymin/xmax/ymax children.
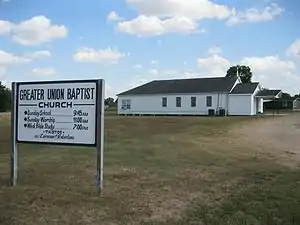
<box><xmin>16</xmin><ymin>80</ymin><xmax>101</xmax><ymax>146</ymax></box>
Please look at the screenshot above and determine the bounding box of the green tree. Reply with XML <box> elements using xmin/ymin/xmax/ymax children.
<box><xmin>226</xmin><ymin>65</ymin><xmax>253</xmax><ymax>83</ymax></box>
<box><xmin>0</xmin><ymin>82</ymin><xmax>11</xmax><ymax>112</ymax></box>
<box><xmin>104</xmin><ymin>97</ymin><xmax>115</xmax><ymax>107</ymax></box>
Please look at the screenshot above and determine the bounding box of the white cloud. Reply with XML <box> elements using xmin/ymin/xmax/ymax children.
<box><xmin>208</xmin><ymin>46</ymin><xmax>222</xmax><ymax>55</ymax></box>
<box><xmin>0</xmin><ymin>50</ymin><xmax>31</xmax><ymax>65</ymax></box>
<box><xmin>163</xmin><ymin>69</ymin><xmax>179</xmax><ymax>76</ymax></box>
<box><xmin>151</xmin><ymin>60</ymin><xmax>158</xmax><ymax>65</ymax></box>
<box><xmin>0</xmin><ymin>67</ymin><xmax>6</xmax><ymax>78</ymax></box>
<box><xmin>240</xmin><ymin>56</ymin><xmax>295</xmax><ymax>73</ymax></box>
<box><xmin>105</xmin><ymin>83</ymin><xmax>117</xmax><ymax>97</ymax></box>
<box><xmin>0</xmin><ymin>15</ymin><xmax>68</xmax><ymax>45</ymax></box>
<box><xmin>117</xmin><ymin>15</ymin><xmax>198</xmax><ymax>36</ymax></box>
<box><xmin>240</xmin><ymin>56</ymin><xmax>299</xmax><ymax>93</ymax></box>
<box><xmin>226</xmin><ymin>3</ymin><xmax>283</xmax><ymax>26</ymax></box>
<box><xmin>133</xmin><ymin>64</ymin><xmax>143</xmax><ymax>69</ymax></box>
<box><xmin>148</xmin><ymin>69</ymin><xmax>158</xmax><ymax>75</ymax></box>
<box><xmin>32</xmin><ymin>67</ymin><xmax>56</xmax><ymax>76</ymax></box>
<box><xmin>286</xmin><ymin>39</ymin><xmax>300</xmax><ymax>58</ymax></box>
<box><xmin>182</xmin><ymin>71</ymin><xmax>200</xmax><ymax>79</ymax></box>
<box><xmin>73</xmin><ymin>47</ymin><xmax>125</xmax><ymax>63</ymax></box>
<box><xmin>25</xmin><ymin>50</ymin><xmax>51</xmax><ymax>59</ymax></box>
<box><xmin>107</xmin><ymin>11</ymin><xmax>123</xmax><ymax>21</ymax></box>
<box><xmin>197</xmin><ymin>54</ymin><xmax>231</xmax><ymax>77</ymax></box>
<box><xmin>125</xmin><ymin>0</ymin><xmax>231</xmax><ymax>20</ymax></box>
<box><xmin>113</xmin><ymin>1</ymin><xmax>283</xmax><ymax>36</ymax></box>
<box><xmin>0</xmin><ymin>21</ymin><xmax>12</xmax><ymax>35</ymax></box>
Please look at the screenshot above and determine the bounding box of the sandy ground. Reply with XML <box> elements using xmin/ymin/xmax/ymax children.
<box><xmin>231</xmin><ymin>113</ymin><xmax>300</xmax><ymax>168</ymax></box>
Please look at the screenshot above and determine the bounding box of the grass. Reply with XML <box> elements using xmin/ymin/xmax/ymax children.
<box><xmin>0</xmin><ymin>114</ymin><xmax>300</xmax><ymax>225</ymax></box>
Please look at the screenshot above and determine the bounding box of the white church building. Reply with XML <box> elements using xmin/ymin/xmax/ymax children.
<box><xmin>117</xmin><ymin>76</ymin><xmax>282</xmax><ymax>116</ymax></box>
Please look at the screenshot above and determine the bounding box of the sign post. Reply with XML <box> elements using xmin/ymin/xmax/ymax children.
<box><xmin>96</xmin><ymin>79</ymin><xmax>104</xmax><ymax>196</ymax></box>
<box><xmin>11</xmin><ymin>82</ymin><xmax>18</xmax><ymax>186</ymax></box>
<box><xmin>11</xmin><ymin>79</ymin><xmax>104</xmax><ymax>195</ymax></box>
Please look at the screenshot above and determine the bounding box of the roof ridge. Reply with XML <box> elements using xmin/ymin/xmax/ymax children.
<box><xmin>152</xmin><ymin>76</ymin><xmax>233</xmax><ymax>82</ymax></box>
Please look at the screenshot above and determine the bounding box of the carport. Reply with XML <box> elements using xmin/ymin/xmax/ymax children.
<box><xmin>255</xmin><ymin>89</ymin><xmax>282</xmax><ymax>114</ymax></box>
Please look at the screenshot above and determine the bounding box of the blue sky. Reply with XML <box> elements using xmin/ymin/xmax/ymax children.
<box><xmin>0</xmin><ymin>0</ymin><xmax>300</xmax><ymax>97</ymax></box>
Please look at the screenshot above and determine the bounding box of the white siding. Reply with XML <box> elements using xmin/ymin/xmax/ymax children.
<box><xmin>251</xmin><ymin>95</ymin><xmax>256</xmax><ymax>115</ymax></box>
<box><xmin>259</xmin><ymin>98</ymin><xmax>263</xmax><ymax>113</ymax></box>
<box><xmin>228</xmin><ymin>95</ymin><xmax>252</xmax><ymax>115</ymax></box>
<box><xmin>251</xmin><ymin>85</ymin><xmax>261</xmax><ymax>115</ymax></box>
<box><xmin>118</xmin><ymin>93</ymin><xmax>228</xmax><ymax>115</ymax></box>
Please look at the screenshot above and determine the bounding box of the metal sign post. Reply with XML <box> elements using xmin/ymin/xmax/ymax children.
<box><xmin>10</xmin><ymin>79</ymin><xmax>104</xmax><ymax>195</ymax></box>
<box><xmin>11</xmin><ymin>82</ymin><xmax>18</xmax><ymax>186</ymax></box>
<box><xmin>96</xmin><ymin>79</ymin><xmax>104</xmax><ymax>196</ymax></box>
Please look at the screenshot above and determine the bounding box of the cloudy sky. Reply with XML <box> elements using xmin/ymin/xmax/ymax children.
<box><xmin>0</xmin><ymin>0</ymin><xmax>300</xmax><ymax>97</ymax></box>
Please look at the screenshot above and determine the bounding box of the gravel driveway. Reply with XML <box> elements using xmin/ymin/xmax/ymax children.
<box><xmin>231</xmin><ymin>112</ymin><xmax>300</xmax><ymax>168</ymax></box>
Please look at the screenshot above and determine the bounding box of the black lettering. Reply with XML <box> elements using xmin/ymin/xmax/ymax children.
<box><xmin>30</xmin><ymin>89</ymin><xmax>36</xmax><ymax>100</ymax></box>
<box><xmin>66</xmin><ymin>87</ymin><xmax>96</xmax><ymax>100</ymax></box>
<box><xmin>66</xmin><ymin>102</ymin><xmax>72</xmax><ymax>108</ymax></box>
<box><xmin>20</xmin><ymin>89</ymin><xmax>45</xmax><ymax>101</ymax></box>
<box><xmin>38</xmin><ymin>101</ymin><xmax>72</xmax><ymax>108</ymax></box>
<box><xmin>85</xmin><ymin>89</ymin><xmax>90</xmax><ymax>99</ymax></box>
<box><xmin>91</xmin><ymin>88</ymin><xmax>95</xmax><ymax>99</ymax></box>
<box><xmin>81</xmin><ymin>88</ymin><xmax>85</xmax><ymax>99</ymax></box>
<box><xmin>76</xmin><ymin>88</ymin><xmax>80</xmax><ymax>99</ymax></box>
<box><xmin>20</xmin><ymin>89</ymin><xmax>29</xmax><ymax>100</ymax></box>
<box><xmin>47</xmin><ymin>89</ymin><xmax>65</xmax><ymax>100</ymax></box>
<box><xmin>39</xmin><ymin>89</ymin><xmax>45</xmax><ymax>100</ymax></box>
<box><xmin>67</xmin><ymin>88</ymin><xmax>71</xmax><ymax>100</ymax></box>
<box><xmin>71</xmin><ymin>88</ymin><xmax>76</xmax><ymax>100</ymax></box>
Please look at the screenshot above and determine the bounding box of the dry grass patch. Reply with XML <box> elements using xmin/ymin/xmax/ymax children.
<box><xmin>1</xmin><ymin>114</ymin><xmax>300</xmax><ymax>224</ymax></box>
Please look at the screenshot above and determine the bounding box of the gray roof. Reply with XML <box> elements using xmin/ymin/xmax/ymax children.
<box><xmin>230</xmin><ymin>82</ymin><xmax>259</xmax><ymax>94</ymax></box>
<box><xmin>256</xmin><ymin>89</ymin><xmax>282</xmax><ymax>97</ymax></box>
<box><xmin>118</xmin><ymin>76</ymin><xmax>238</xmax><ymax>96</ymax></box>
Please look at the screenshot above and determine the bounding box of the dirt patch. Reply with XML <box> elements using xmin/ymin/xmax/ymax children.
<box><xmin>229</xmin><ymin>113</ymin><xmax>300</xmax><ymax>168</ymax></box>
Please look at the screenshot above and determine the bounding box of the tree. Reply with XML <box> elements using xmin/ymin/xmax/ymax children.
<box><xmin>0</xmin><ymin>82</ymin><xmax>11</xmax><ymax>112</ymax></box>
<box><xmin>294</xmin><ymin>94</ymin><xmax>300</xmax><ymax>99</ymax></box>
<box><xmin>104</xmin><ymin>97</ymin><xmax>115</xmax><ymax>107</ymax></box>
<box><xmin>226</xmin><ymin>65</ymin><xmax>253</xmax><ymax>83</ymax></box>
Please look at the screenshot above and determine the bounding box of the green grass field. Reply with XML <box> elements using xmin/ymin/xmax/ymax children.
<box><xmin>0</xmin><ymin>113</ymin><xmax>300</xmax><ymax>225</ymax></box>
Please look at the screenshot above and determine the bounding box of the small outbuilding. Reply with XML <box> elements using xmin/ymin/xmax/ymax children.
<box><xmin>117</xmin><ymin>76</ymin><xmax>281</xmax><ymax>116</ymax></box>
